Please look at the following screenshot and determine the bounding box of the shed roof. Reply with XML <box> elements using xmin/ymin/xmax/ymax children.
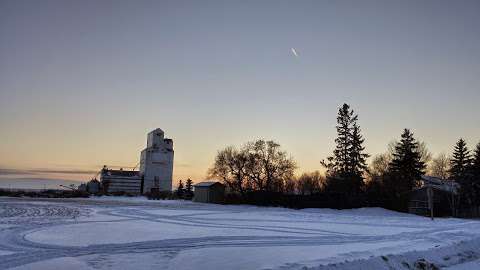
<box><xmin>419</xmin><ymin>175</ymin><xmax>459</xmax><ymax>194</ymax></box>
<box><xmin>194</xmin><ymin>181</ymin><xmax>223</xmax><ymax>187</ymax></box>
<box><xmin>102</xmin><ymin>169</ymin><xmax>140</xmax><ymax>177</ymax></box>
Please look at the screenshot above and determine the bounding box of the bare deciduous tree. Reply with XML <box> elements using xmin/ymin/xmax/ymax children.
<box><xmin>297</xmin><ymin>171</ymin><xmax>325</xmax><ymax>195</ymax></box>
<box><xmin>209</xmin><ymin>140</ymin><xmax>296</xmax><ymax>194</ymax></box>
<box><xmin>244</xmin><ymin>140</ymin><xmax>296</xmax><ymax>192</ymax></box>
<box><xmin>284</xmin><ymin>178</ymin><xmax>296</xmax><ymax>194</ymax></box>
<box><xmin>208</xmin><ymin>146</ymin><xmax>249</xmax><ymax>196</ymax></box>
<box><xmin>418</xmin><ymin>141</ymin><xmax>433</xmax><ymax>165</ymax></box>
<box><xmin>429</xmin><ymin>152</ymin><xmax>450</xmax><ymax>180</ymax></box>
<box><xmin>367</xmin><ymin>153</ymin><xmax>391</xmax><ymax>183</ymax></box>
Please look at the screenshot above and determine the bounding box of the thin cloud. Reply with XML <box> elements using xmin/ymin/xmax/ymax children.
<box><xmin>0</xmin><ymin>168</ymin><xmax>24</xmax><ymax>175</ymax></box>
<box><xmin>0</xmin><ymin>167</ymin><xmax>98</xmax><ymax>176</ymax></box>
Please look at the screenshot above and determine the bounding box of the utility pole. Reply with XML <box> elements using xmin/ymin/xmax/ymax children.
<box><xmin>427</xmin><ymin>186</ymin><xmax>434</xmax><ymax>220</ymax></box>
<box><xmin>450</xmin><ymin>180</ymin><xmax>456</xmax><ymax>217</ymax></box>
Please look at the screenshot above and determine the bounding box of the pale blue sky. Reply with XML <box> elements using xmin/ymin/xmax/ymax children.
<box><xmin>1</xmin><ymin>0</ymin><xmax>479</xmax><ymax>186</ymax></box>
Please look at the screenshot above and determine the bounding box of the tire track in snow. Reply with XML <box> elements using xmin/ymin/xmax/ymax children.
<box><xmin>1</xmin><ymin>199</ymin><xmax>479</xmax><ymax>270</ymax></box>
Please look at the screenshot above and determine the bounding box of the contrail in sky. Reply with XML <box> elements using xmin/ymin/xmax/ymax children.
<box><xmin>291</xmin><ymin>48</ymin><xmax>298</xmax><ymax>57</ymax></box>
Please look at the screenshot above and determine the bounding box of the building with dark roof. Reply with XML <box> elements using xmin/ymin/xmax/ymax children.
<box><xmin>408</xmin><ymin>175</ymin><xmax>459</xmax><ymax>217</ymax></box>
<box><xmin>193</xmin><ymin>181</ymin><xmax>225</xmax><ymax>203</ymax></box>
<box><xmin>101</xmin><ymin>167</ymin><xmax>142</xmax><ymax>194</ymax></box>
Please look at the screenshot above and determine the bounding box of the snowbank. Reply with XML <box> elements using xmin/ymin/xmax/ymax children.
<box><xmin>1</xmin><ymin>198</ymin><xmax>480</xmax><ymax>270</ymax></box>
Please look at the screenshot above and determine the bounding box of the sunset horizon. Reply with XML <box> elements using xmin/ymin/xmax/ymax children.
<box><xmin>1</xmin><ymin>1</ymin><xmax>480</xmax><ymax>269</ymax></box>
<box><xmin>1</xmin><ymin>1</ymin><xmax>480</xmax><ymax>189</ymax></box>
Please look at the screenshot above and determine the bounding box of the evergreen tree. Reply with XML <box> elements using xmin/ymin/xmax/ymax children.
<box><xmin>347</xmin><ymin>121</ymin><xmax>369</xmax><ymax>193</ymax></box>
<box><xmin>388</xmin><ymin>129</ymin><xmax>426</xmax><ymax>193</ymax></box>
<box><xmin>322</xmin><ymin>103</ymin><xmax>369</xmax><ymax>194</ymax></box>
<box><xmin>459</xmin><ymin>142</ymin><xmax>480</xmax><ymax>207</ymax></box>
<box><xmin>332</xmin><ymin>103</ymin><xmax>354</xmax><ymax>175</ymax></box>
<box><xmin>176</xmin><ymin>180</ymin><xmax>184</xmax><ymax>197</ymax></box>
<box><xmin>185</xmin><ymin>178</ymin><xmax>194</xmax><ymax>198</ymax></box>
<box><xmin>472</xmin><ymin>143</ymin><xmax>480</xmax><ymax>204</ymax></box>
<box><xmin>349</xmin><ymin>121</ymin><xmax>369</xmax><ymax>177</ymax></box>
<box><xmin>470</xmin><ymin>142</ymin><xmax>480</xmax><ymax>178</ymax></box>
<box><xmin>472</xmin><ymin>143</ymin><xmax>480</xmax><ymax>205</ymax></box>
<box><xmin>449</xmin><ymin>138</ymin><xmax>472</xmax><ymax>180</ymax></box>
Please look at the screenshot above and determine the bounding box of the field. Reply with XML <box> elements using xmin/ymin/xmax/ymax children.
<box><xmin>1</xmin><ymin>197</ymin><xmax>480</xmax><ymax>270</ymax></box>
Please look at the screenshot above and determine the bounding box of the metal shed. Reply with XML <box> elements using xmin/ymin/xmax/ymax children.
<box><xmin>100</xmin><ymin>168</ymin><xmax>142</xmax><ymax>194</ymax></box>
<box><xmin>408</xmin><ymin>175</ymin><xmax>459</xmax><ymax>217</ymax></box>
<box><xmin>193</xmin><ymin>181</ymin><xmax>225</xmax><ymax>203</ymax></box>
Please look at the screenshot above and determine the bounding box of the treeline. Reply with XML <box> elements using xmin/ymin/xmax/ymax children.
<box><xmin>209</xmin><ymin>103</ymin><xmax>480</xmax><ymax>213</ymax></box>
<box><xmin>0</xmin><ymin>189</ymin><xmax>89</xmax><ymax>198</ymax></box>
<box><xmin>209</xmin><ymin>140</ymin><xmax>296</xmax><ymax>195</ymax></box>
<box><xmin>366</xmin><ymin>132</ymin><xmax>480</xmax><ymax>212</ymax></box>
<box><xmin>175</xmin><ymin>178</ymin><xmax>194</xmax><ymax>199</ymax></box>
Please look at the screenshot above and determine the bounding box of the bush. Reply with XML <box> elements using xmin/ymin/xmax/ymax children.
<box><xmin>0</xmin><ymin>189</ymin><xmax>89</xmax><ymax>198</ymax></box>
<box><xmin>223</xmin><ymin>191</ymin><xmax>367</xmax><ymax>209</ymax></box>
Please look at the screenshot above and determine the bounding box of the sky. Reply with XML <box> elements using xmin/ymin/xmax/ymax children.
<box><xmin>1</xmin><ymin>0</ymin><xmax>479</xmax><ymax>188</ymax></box>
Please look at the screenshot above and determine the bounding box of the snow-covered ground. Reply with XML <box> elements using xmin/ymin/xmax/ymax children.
<box><xmin>1</xmin><ymin>197</ymin><xmax>480</xmax><ymax>270</ymax></box>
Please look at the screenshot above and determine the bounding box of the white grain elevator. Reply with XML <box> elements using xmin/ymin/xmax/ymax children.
<box><xmin>140</xmin><ymin>128</ymin><xmax>174</xmax><ymax>193</ymax></box>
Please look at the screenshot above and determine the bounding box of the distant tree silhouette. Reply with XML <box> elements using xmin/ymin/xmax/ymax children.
<box><xmin>209</xmin><ymin>140</ymin><xmax>296</xmax><ymax>195</ymax></box>
<box><xmin>297</xmin><ymin>171</ymin><xmax>324</xmax><ymax>195</ymax></box>
<box><xmin>472</xmin><ymin>143</ymin><xmax>480</xmax><ymax>177</ymax></box>
<box><xmin>367</xmin><ymin>153</ymin><xmax>391</xmax><ymax>183</ymax></box>
<box><xmin>185</xmin><ymin>178</ymin><xmax>194</xmax><ymax>198</ymax></box>
<box><xmin>209</xmin><ymin>146</ymin><xmax>249</xmax><ymax>196</ymax></box>
<box><xmin>333</xmin><ymin>104</ymin><xmax>354</xmax><ymax>175</ymax></box>
<box><xmin>386</xmin><ymin>140</ymin><xmax>431</xmax><ymax>169</ymax></box>
<box><xmin>449</xmin><ymin>139</ymin><xmax>477</xmax><ymax>209</ymax></box>
<box><xmin>283</xmin><ymin>178</ymin><xmax>296</xmax><ymax>194</ymax></box>
<box><xmin>176</xmin><ymin>180</ymin><xmax>184</xmax><ymax>197</ymax></box>
<box><xmin>185</xmin><ymin>178</ymin><xmax>193</xmax><ymax>192</ymax></box>
<box><xmin>349</xmin><ymin>120</ymin><xmax>370</xmax><ymax>191</ymax></box>
<box><xmin>449</xmin><ymin>138</ymin><xmax>472</xmax><ymax>180</ymax></box>
<box><xmin>429</xmin><ymin>153</ymin><xmax>450</xmax><ymax>180</ymax></box>
<box><xmin>364</xmin><ymin>153</ymin><xmax>394</xmax><ymax>209</ymax></box>
<box><xmin>387</xmin><ymin>129</ymin><xmax>426</xmax><ymax>194</ymax></box>
<box><xmin>244</xmin><ymin>140</ymin><xmax>296</xmax><ymax>192</ymax></box>
<box><xmin>471</xmin><ymin>143</ymin><xmax>480</xmax><ymax>205</ymax></box>
<box><xmin>322</xmin><ymin>104</ymin><xmax>369</xmax><ymax>194</ymax></box>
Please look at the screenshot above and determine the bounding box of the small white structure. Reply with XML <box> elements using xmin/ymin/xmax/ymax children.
<box><xmin>140</xmin><ymin>128</ymin><xmax>174</xmax><ymax>193</ymax></box>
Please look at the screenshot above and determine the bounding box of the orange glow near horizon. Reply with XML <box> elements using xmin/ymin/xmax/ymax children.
<box><xmin>1</xmin><ymin>1</ymin><xmax>480</xmax><ymax>188</ymax></box>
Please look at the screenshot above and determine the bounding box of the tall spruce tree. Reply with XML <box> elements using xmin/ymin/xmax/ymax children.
<box><xmin>449</xmin><ymin>138</ymin><xmax>472</xmax><ymax>180</ymax></box>
<box><xmin>332</xmin><ymin>103</ymin><xmax>354</xmax><ymax>175</ymax></box>
<box><xmin>322</xmin><ymin>103</ymin><xmax>368</xmax><ymax>194</ymax></box>
<box><xmin>471</xmin><ymin>142</ymin><xmax>480</xmax><ymax>205</ymax></box>
<box><xmin>470</xmin><ymin>142</ymin><xmax>480</xmax><ymax>178</ymax></box>
<box><xmin>185</xmin><ymin>178</ymin><xmax>193</xmax><ymax>193</ymax></box>
<box><xmin>349</xmin><ymin>121</ymin><xmax>369</xmax><ymax>176</ymax></box>
<box><xmin>388</xmin><ymin>129</ymin><xmax>426</xmax><ymax>193</ymax></box>
<box><xmin>185</xmin><ymin>178</ymin><xmax>194</xmax><ymax>198</ymax></box>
